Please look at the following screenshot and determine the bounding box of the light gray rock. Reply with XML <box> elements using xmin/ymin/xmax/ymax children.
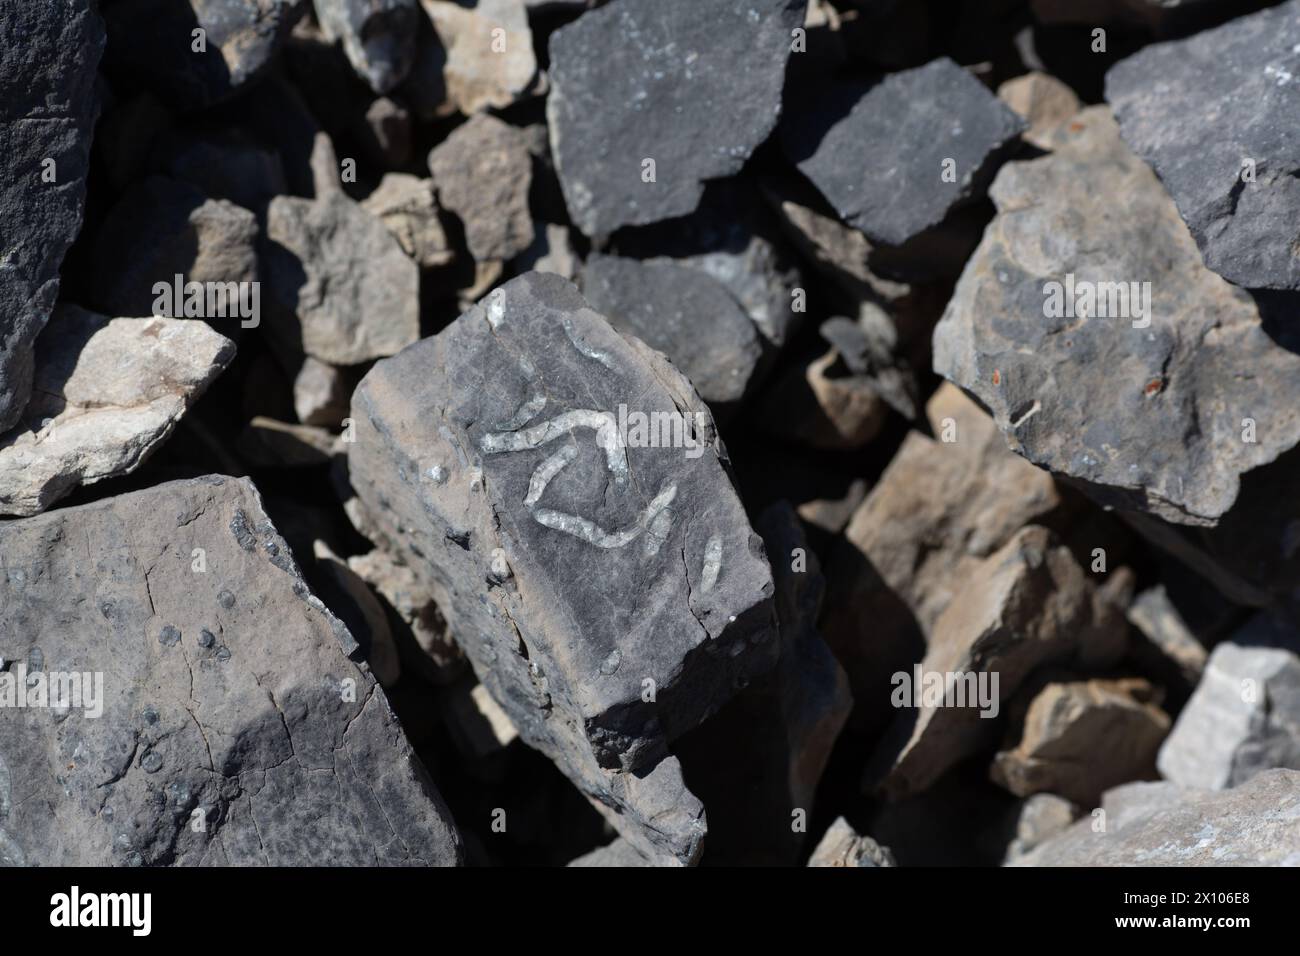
<box><xmin>293</xmin><ymin>356</ymin><xmax>353</xmax><ymax>428</ymax></box>
<box><xmin>933</xmin><ymin>106</ymin><xmax>1300</xmax><ymax>527</ymax></box>
<box><xmin>547</xmin><ymin>0</ymin><xmax>806</xmax><ymax>236</ymax></box>
<box><xmin>808</xmin><ymin>818</ymin><xmax>896</xmax><ymax>867</ymax></box>
<box><xmin>0</xmin><ymin>475</ymin><xmax>462</xmax><ymax>866</ymax></box>
<box><xmin>568</xmin><ymin>836</ymin><xmax>651</xmax><ymax>867</ymax></box>
<box><xmin>264</xmin><ymin>192</ymin><xmax>421</xmax><ymax>365</ymax></box>
<box><xmin>314</xmin><ymin>0</ymin><xmax>418</xmax><ymax>93</ymax></box>
<box><xmin>349</xmin><ymin>272</ymin><xmax>780</xmax><ymax>863</ymax></box>
<box><xmin>1012</xmin><ymin>769</ymin><xmax>1300</xmax><ymax>866</ymax></box>
<box><xmin>580</xmin><ymin>254</ymin><xmax>763</xmax><ymax>414</ymax></box>
<box><xmin>428</xmin><ymin>114</ymin><xmax>534</xmax><ymax>263</ymax></box>
<box><xmin>1126</xmin><ymin>584</ymin><xmax>1209</xmax><ymax>690</ymax></box>
<box><xmin>0</xmin><ymin>1</ymin><xmax>104</xmax><ymax>432</ymax></box>
<box><xmin>782</xmin><ymin>58</ymin><xmax>1025</xmax><ymax>246</ymax></box>
<box><xmin>1106</xmin><ymin>1</ymin><xmax>1300</xmax><ymax>290</ymax></box>
<box><xmin>1158</xmin><ymin>641</ymin><xmax>1300</xmax><ymax>790</ymax></box>
<box><xmin>1003</xmin><ymin>793</ymin><xmax>1079</xmax><ymax>862</ymax></box>
<box><xmin>422</xmin><ymin>0</ymin><xmax>539</xmax><ymax>114</ymax></box>
<box><xmin>0</xmin><ymin>307</ymin><xmax>235</xmax><ymax>517</ymax></box>
<box><xmin>362</xmin><ymin>173</ymin><xmax>455</xmax><ymax>269</ymax></box>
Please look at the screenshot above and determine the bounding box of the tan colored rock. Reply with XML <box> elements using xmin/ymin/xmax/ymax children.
<box><xmin>808</xmin><ymin>818</ymin><xmax>896</xmax><ymax>867</ymax></box>
<box><xmin>997</xmin><ymin>71</ymin><xmax>1082</xmax><ymax>150</ymax></box>
<box><xmin>422</xmin><ymin>0</ymin><xmax>538</xmax><ymax>115</ymax></box>
<box><xmin>362</xmin><ymin>172</ymin><xmax>455</xmax><ymax>269</ymax></box>
<box><xmin>293</xmin><ymin>356</ymin><xmax>352</xmax><ymax>428</ymax></box>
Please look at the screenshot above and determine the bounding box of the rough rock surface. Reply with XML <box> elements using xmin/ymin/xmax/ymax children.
<box><xmin>428</xmin><ymin>114</ymin><xmax>533</xmax><ymax>263</ymax></box>
<box><xmin>1003</xmin><ymin>793</ymin><xmax>1078</xmax><ymax>862</ymax></box>
<box><xmin>0</xmin><ymin>476</ymin><xmax>462</xmax><ymax>866</ymax></box>
<box><xmin>349</xmin><ymin>272</ymin><xmax>779</xmax><ymax>863</ymax></box>
<box><xmin>315</xmin><ymin>0</ymin><xmax>418</xmax><ymax>94</ymax></box>
<box><xmin>1105</xmin><ymin>1</ymin><xmax>1300</xmax><ymax>291</ymax></box>
<box><xmin>0</xmin><ymin>307</ymin><xmax>235</xmax><ymax>517</ymax></box>
<box><xmin>0</xmin><ymin>1</ymin><xmax>104</xmax><ymax>433</ymax></box>
<box><xmin>264</xmin><ymin>192</ymin><xmax>420</xmax><ymax>364</ymax></box>
<box><xmin>1013</xmin><ymin>769</ymin><xmax>1300</xmax><ymax>866</ymax></box>
<box><xmin>1157</xmin><ymin>641</ymin><xmax>1300</xmax><ymax>790</ymax></box>
<box><xmin>581</xmin><ymin>254</ymin><xmax>763</xmax><ymax>413</ymax></box>
<box><xmin>868</xmin><ymin>526</ymin><xmax>1128</xmax><ymax>799</ymax></box>
<box><xmin>362</xmin><ymin>173</ymin><xmax>455</xmax><ymax>269</ymax></box>
<box><xmin>808</xmin><ymin>817</ymin><xmax>896</xmax><ymax>867</ymax></box>
<box><xmin>547</xmin><ymin>0</ymin><xmax>807</xmax><ymax>236</ymax></box>
<box><xmin>783</xmin><ymin>58</ymin><xmax>1025</xmax><ymax>247</ymax></box>
<box><xmin>91</xmin><ymin>177</ymin><xmax>260</xmax><ymax>320</ymax></box>
<box><xmin>933</xmin><ymin>106</ymin><xmax>1300</xmax><ymax>526</ymax></box>
<box><xmin>997</xmin><ymin>71</ymin><xmax>1082</xmax><ymax>151</ymax></box>
<box><xmin>423</xmin><ymin>0</ymin><xmax>538</xmax><ymax>115</ymax></box>
<box><xmin>992</xmin><ymin>677</ymin><xmax>1169</xmax><ymax>807</ymax></box>
<box><xmin>104</xmin><ymin>0</ymin><xmax>306</xmax><ymax>110</ymax></box>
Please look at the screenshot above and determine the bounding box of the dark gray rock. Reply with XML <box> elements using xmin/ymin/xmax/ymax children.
<box><xmin>1106</xmin><ymin>0</ymin><xmax>1300</xmax><ymax>291</ymax></box>
<box><xmin>0</xmin><ymin>1</ymin><xmax>104</xmax><ymax>433</ymax></box>
<box><xmin>782</xmin><ymin>58</ymin><xmax>1025</xmax><ymax>247</ymax></box>
<box><xmin>314</xmin><ymin>0</ymin><xmax>418</xmax><ymax>94</ymax></box>
<box><xmin>933</xmin><ymin>107</ymin><xmax>1300</xmax><ymax>527</ymax></box>
<box><xmin>0</xmin><ymin>476</ymin><xmax>462</xmax><ymax>866</ymax></box>
<box><xmin>104</xmin><ymin>0</ymin><xmax>306</xmax><ymax>110</ymax></box>
<box><xmin>349</xmin><ymin>272</ymin><xmax>780</xmax><ymax>863</ymax></box>
<box><xmin>547</xmin><ymin>0</ymin><xmax>806</xmax><ymax>237</ymax></box>
<box><xmin>581</xmin><ymin>254</ymin><xmax>763</xmax><ymax>414</ymax></box>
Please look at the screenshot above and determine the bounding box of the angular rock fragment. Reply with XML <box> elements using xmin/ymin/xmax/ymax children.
<box><xmin>758</xmin><ymin>348</ymin><xmax>888</xmax><ymax>450</ymax></box>
<box><xmin>547</xmin><ymin>0</ymin><xmax>806</xmax><ymax>236</ymax></box>
<box><xmin>1157</xmin><ymin>641</ymin><xmax>1300</xmax><ymax>790</ymax></box>
<box><xmin>782</xmin><ymin>58</ymin><xmax>1025</xmax><ymax>247</ymax></box>
<box><xmin>1013</xmin><ymin>770</ymin><xmax>1300</xmax><ymax>866</ymax></box>
<box><xmin>933</xmin><ymin>106</ymin><xmax>1300</xmax><ymax>526</ymax></box>
<box><xmin>313</xmin><ymin>539</ymin><xmax>402</xmax><ymax>688</ymax></box>
<box><xmin>997</xmin><ymin>70</ymin><xmax>1082</xmax><ymax>151</ymax></box>
<box><xmin>0</xmin><ymin>476</ymin><xmax>462</xmax><ymax>865</ymax></box>
<box><xmin>1126</xmin><ymin>584</ymin><xmax>1209</xmax><ymax>693</ymax></box>
<box><xmin>294</xmin><ymin>356</ymin><xmax>353</xmax><ymax>427</ymax></box>
<box><xmin>104</xmin><ymin>0</ymin><xmax>306</xmax><ymax>110</ymax></box>
<box><xmin>0</xmin><ymin>307</ymin><xmax>235</xmax><ymax>517</ymax></box>
<box><xmin>362</xmin><ymin>173</ymin><xmax>455</xmax><ymax>269</ymax></box>
<box><xmin>0</xmin><ymin>1</ymin><xmax>104</xmax><ymax>433</ymax></box>
<box><xmin>264</xmin><ymin>192</ymin><xmax>420</xmax><ymax>364</ymax></box>
<box><xmin>349</xmin><ymin>272</ymin><xmax>780</xmax><ymax>863</ymax></box>
<box><xmin>808</xmin><ymin>818</ymin><xmax>896</xmax><ymax>867</ymax></box>
<box><xmin>1003</xmin><ymin>792</ymin><xmax>1078</xmax><ymax>862</ymax></box>
<box><xmin>992</xmin><ymin>677</ymin><xmax>1169</xmax><ymax>807</ymax></box>
<box><xmin>428</xmin><ymin>114</ymin><xmax>533</xmax><ymax>263</ymax></box>
<box><xmin>868</xmin><ymin>526</ymin><xmax>1128</xmax><ymax>799</ymax></box>
<box><xmin>581</xmin><ymin>254</ymin><xmax>763</xmax><ymax>413</ymax></box>
<box><xmin>315</xmin><ymin>0</ymin><xmax>418</xmax><ymax>93</ymax></box>
<box><xmin>91</xmin><ymin>177</ymin><xmax>260</xmax><ymax>321</ymax></box>
<box><xmin>423</xmin><ymin>0</ymin><xmax>539</xmax><ymax>114</ymax></box>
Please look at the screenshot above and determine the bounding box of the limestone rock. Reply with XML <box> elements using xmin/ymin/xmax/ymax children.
<box><xmin>349</xmin><ymin>272</ymin><xmax>780</xmax><ymax>863</ymax></box>
<box><xmin>0</xmin><ymin>475</ymin><xmax>462</xmax><ymax>865</ymax></box>
<box><xmin>0</xmin><ymin>307</ymin><xmax>235</xmax><ymax>517</ymax></box>
<box><xmin>932</xmin><ymin>106</ymin><xmax>1300</xmax><ymax>526</ymax></box>
<box><xmin>547</xmin><ymin>0</ymin><xmax>806</xmax><ymax>236</ymax></box>
<box><xmin>264</xmin><ymin>191</ymin><xmax>421</xmax><ymax>364</ymax></box>
<box><xmin>423</xmin><ymin>0</ymin><xmax>539</xmax><ymax>114</ymax></box>
<box><xmin>1012</xmin><ymin>769</ymin><xmax>1300</xmax><ymax>866</ymax></box>
<box><xmin>0</xmin><ymin>1</ymin><xmax>104</xmax><ymax>432</ymax></box>
<box><xmin>314</xmin><ymin>0</ymin><xmax>418</xmax><ymax>93</ymax></box>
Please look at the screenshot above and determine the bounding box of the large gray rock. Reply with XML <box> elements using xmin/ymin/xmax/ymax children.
<box><xmin>782</xmin><ymin>58</ymin><xmax>1025</xmax><ymax>247</ymax></box>
<box><xmin>1012</xmin><ymin>769</ymin><xmax>1300</xmax><ymax>866</ymax></box>
<box><xmin>0</xmin><ymin>307</ymin><xmax>235</xmax><ymax>517</ymax></box>
<box><xmin>580</xmin><ymin>254</ymin><xmax>763</xmax><ymax>414</ymax></box>
<box><xmin>349</xmin><ymin>272</ymin><xmax>780</xmax><ymax>863</ymax></box>
<box><xmin>314</xmin><ymin>0</ymin><xmax>418</xmax><ymax>93</ymax></box>
<box><xmin>933</xmin><ymin>106</ymin><xmax>1300</xmax><ymax>527</ymax></box>
<box><xmin>1106</xmin><ymin>1</ymin><xmax>1300</xmax><ymax>291</ymax></box>
<box><xmin>1157</xmin><ymin>641</ymin><xmax>1300</xmax><ymax>790</ymax></box>
<box><xmin>0</xmin><ymin>476</ymin><xmax>462</xmax><ymax>866</ymax></box>
<box><xmin>104</xmin><ymin>0</ymin><xmax>306</xmax><ymax>110</ymax></box>
<box><xmin>547</xmin><ymin>0</ymin><xmax>806</xmax><ymax>237</ymax></box>
<box><xmin>264</xmin><ymin>192</ymin><xmax>420</xmax><ymax>365</ymax></box>
<box><xmin>0</xmin><ymin>1</ymin><xmax>104</xmax><ymax>433</ymax></box>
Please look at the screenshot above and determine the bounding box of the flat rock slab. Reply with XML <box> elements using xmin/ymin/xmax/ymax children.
<box><xmin>1012</xmin><ymin>769</ymin><xmax>1300</xmax><ymax>866</ymax></box>
<box><xmin>1158</xmin><ymin>640</ymin><xmax>1300</xmax><ymax>790</ymax></box>
<box><xmin>0</xmin><ymin>476</ymin><xmax>462</xmax><ymax>866</ymax></box>
<box><xmin>349</xmin><ymin>272</ymin><xmax>779</xmax><ymax>863</ymax></box>
<box><xmin>782</xmin><ymin>58</ymin><xmax>1025</xmax><ymax>247</ymax></box>
<box><xmin>0</xmin><ymin>1</ymin><xmax>104</xmax><ymax>433</ymax></box>
<box><xmin>1106</xmin><ymin>0</ymin><xmax>1300</xmax><ymax>291</ymax></box>
<box><xmin>932</xmin><ymin>106</ymin><xmax>1300</xmax><ymax>527</ymax></box>
<box><xmin>547</xmin><ymin>0</ymin><xmax>806</xmax><ymax>237</ymax></box>
<box><xmin>0</xmin><ymin>307</ymin><xmax>235</xmax><ymax>517</ymax></box>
